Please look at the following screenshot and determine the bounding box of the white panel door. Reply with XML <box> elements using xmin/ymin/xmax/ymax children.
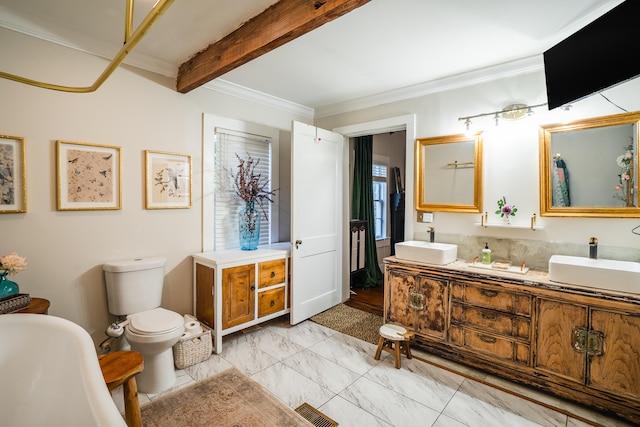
<box><xmin>290</xmin><ymin>121</ymin><xmax>344</xmax><ymax>324</ymax></box>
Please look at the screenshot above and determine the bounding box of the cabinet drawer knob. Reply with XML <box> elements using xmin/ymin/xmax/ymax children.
<box><xmin>251</xmin><ymin>285</ymin><xmax>256</xmax><ymax>291</ymax></box>
<box><xmin>270</xmin><ymin>300</ymin><xmax>275</xmax><ymax>307</ymax></box>
<box><xmin>270</xmin><ymin>271</ymin><xmax>276</xmax><ymax>278</ymax></box>
<box><xmin>478</xmin><ymin>333</ymin><xmax>497</xmax><ymax>344</ymax></box>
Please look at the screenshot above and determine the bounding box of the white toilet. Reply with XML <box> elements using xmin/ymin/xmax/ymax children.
<box><xmin>103</xmin><ymin>257</ymin><xmax>184</xmax><ymax>394</ymax></box>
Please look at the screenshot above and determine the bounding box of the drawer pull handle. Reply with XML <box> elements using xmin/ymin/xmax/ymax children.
<box><xmin>270</xmin><ymin>271</ymin><xmax>276</xmax><ymax>278</ymax></box>
<box><xmin>478</xmin><ymin>334</ymin><xmax>497</xmax><ymax>344</ymax></box>
<box><xmin>270</xmin><ymin>300</ymin><xmax>275</xmax><ymax>307</ymax></box>
<box><xmin>479</xmin><ymin>289</ymin><xmax>498</xmax><ymax>298</ymax></box>
<box><xmin>481</xmin><ymin>312</ymin><xmax>498</xmax><ymax>321</ymax></box>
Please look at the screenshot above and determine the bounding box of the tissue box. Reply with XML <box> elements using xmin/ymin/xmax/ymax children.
<box><xmin>173</xmin><ymin>325</ymin><xmax>212</xmax><ymax>369</ymax></box>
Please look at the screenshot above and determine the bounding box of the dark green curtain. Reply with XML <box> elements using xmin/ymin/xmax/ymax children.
<box><xmin>352</xmin><ymin>135</ymin><xmax>383</xmax><ymax>289</ymax></box>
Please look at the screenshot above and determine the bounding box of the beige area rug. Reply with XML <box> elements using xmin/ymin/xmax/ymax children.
<box><xmin>310</xmin><ymin>303</ymin><xmax>383</xmax><ymax>344</ymax></box>
<box><xmin>140</xmin><ymin>367</ymin><xmax>311</xmax><ymax>427</ymax></box>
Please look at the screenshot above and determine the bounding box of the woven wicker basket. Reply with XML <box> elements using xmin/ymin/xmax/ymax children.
<box><xmin>0</xmin><ymin>293</ymin><xmax>31</xmax><ymax>314</ymax></box>
<box><xmin>173</xmin><ymin>328</ymin><xmax>212</xmax><ymax>369</ymax></box>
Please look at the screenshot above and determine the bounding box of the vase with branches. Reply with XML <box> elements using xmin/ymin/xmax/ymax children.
<box><xmin>228</xmin><ymin>153</ymin><xmax>277</xmax><ymax>250</ymax></box>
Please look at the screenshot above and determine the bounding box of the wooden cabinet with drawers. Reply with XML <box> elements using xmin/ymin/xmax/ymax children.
<box><xmin>384</xmin><ymin>257</ymin><xmax>640</xmax><ymax>424</ymax></box>
<box><xmin>193</xmin><ymin>244</ymin><xmax>290</xmax><ymax>354</ymax></box>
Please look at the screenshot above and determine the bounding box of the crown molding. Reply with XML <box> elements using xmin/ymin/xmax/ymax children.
<box><xmin>203</xmin><ymin>79</ymin><xmax>315</xmax><ymax>119</ymax></box>
<box><xmin>314</xmin><ymin>56</ymin><xmax>545</xmax><ymax>119</ymax></box>
<box><xmin>201</xmin><ymin>56</ymin><xmax>543</xmax><ymax>120</ymax></box>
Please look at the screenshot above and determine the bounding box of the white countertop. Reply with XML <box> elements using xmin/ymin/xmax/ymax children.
<box><xmin>194</xmin><ymin>242</ymin><xmax>291</xmax><ymax>264</ymax></box>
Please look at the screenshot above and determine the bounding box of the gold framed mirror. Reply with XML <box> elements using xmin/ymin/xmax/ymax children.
<box><xmin>415</xmin><ymin>132</ymin><xmax>483</xmax><ymax>213</ymax></box>
<box><xmin>539</xmin><ymin>111</ymin><xmax>640</xmax><ymax>217</ymax></box>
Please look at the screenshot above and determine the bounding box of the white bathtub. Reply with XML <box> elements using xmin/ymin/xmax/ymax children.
<box><xmin>0</xmin><ymin>314</ymin><xmax>126</xmax><ymax>427</ymax></box>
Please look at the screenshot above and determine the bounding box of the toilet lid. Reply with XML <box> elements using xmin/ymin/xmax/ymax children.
<box><xmin>128</xmin><ymin>307</ymin><xmax>183</xmax><ymax>335</ymax></box>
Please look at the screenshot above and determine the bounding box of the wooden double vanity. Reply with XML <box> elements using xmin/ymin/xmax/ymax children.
<box><xmin>384</xmin><ymin>256</ymin><xmax>640</xmax><ymax>423</ymax></box>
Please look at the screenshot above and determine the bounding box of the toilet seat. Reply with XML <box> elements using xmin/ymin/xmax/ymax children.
<box><xmin>127</xmin><ymin>307</ymin><xmax>183</xmax><ymax>336</ymax></box>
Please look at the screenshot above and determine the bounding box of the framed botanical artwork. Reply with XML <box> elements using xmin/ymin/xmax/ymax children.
<box><xmin>144</xmin><ymin>150</ymin><xmax>192</xmax><ymax>209</ymax></box>
<box><xmin>0</xmin><ymin>135</ymin><xmax>26</xmax><ymax>213</ymax></box>
<box><xmin>56</xmin><ymin>140</ymin><xmax>121</xmax><ymax>211</ymax></box>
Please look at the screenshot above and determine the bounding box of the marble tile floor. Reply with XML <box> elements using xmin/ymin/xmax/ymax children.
<box><xmin>110</xmin><ymin>317</ymin><xmax>634</xmax><ymax>427</ymax></box>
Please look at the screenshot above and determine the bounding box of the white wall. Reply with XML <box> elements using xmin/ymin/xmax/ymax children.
<box><xmin>0</xmin><ymin>30</ymin><xmax>308</xmax><ymax>344</ymax></box>
<box><xmin>318</xmin><ymin>71</ymin><xmax>640</xmax><ymax>255</ymax></box>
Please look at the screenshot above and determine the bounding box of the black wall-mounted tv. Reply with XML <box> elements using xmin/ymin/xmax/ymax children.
<box><xmin>543</xmin><ymin>1</ymin><xmax>640</xmax><ymax>110</ymax></box>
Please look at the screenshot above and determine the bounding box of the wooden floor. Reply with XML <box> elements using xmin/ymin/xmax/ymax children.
<box><xmin>344</xmin><ymin>284</ymin><xmax>384</xmax><ymax>317</ymax></box>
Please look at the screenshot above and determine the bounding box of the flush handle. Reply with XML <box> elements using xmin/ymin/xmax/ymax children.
<box><xmin>479</xmin><ymin>289</ymin><xmax>498</xmax><ymax>298</ymax></box>
<box><xmin>478</xmin><ymin>334</ymin><xmax>497</xmax><ymax>344</ymax></box>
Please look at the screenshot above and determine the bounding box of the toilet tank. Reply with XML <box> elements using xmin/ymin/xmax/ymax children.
<box><xmin>103</xmin><ymin>257</ymin><xmax>166</xmax><ymax>316</ymax></box>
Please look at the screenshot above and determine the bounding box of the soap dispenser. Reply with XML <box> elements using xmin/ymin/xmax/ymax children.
<box><xmin>482</xmin><ymin>242</ymin><xmax>492</xmax><ymax>264</ymax></box>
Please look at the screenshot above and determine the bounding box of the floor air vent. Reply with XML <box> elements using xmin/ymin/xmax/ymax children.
<box><xmin>295</xmin><ymin>402</ymin><xmax>339</xmax><ymax>427</ymax></box>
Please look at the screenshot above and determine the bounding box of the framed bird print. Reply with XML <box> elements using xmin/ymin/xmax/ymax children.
<box><xmin>0</xmin><ymin>134</ymin><xmax>26</xmax><ymax>213</ymax></box>
<box><xmin>56</xmin><ymin>140</ymin><xmax>121</xmax><ymax>211</ymax></box>
<box><xmin>144</xmin><ymin>150</ymin><xmax>192</xmax><ymax>209</ymax></box>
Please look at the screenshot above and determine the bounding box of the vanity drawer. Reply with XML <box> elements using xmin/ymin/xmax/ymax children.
<box><xmin>449</xmin><ymin>325</ymin><xmax>530</xmax><ymax>365</ymax></box>
<box><xmin>258</xmin><ymin>287</ymin><xmax>285</xmax><ymax>317</ymax></box>
<box><xmin>258</xmin><ymin>259</ymin><xmax>286</xmax><ymax>288</ymax></box>
<box><xmin>451</xmin><ymin>282</ymin><xmax>532</xmax><ymax>316</ymax></box>
<box><xmin>451</xmin><ymin>303</ymin><xmax>530</xmax><ymax>340</ymax></box>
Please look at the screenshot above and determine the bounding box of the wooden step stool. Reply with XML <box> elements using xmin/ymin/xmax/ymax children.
<box><xmin>374</xmin><ymin>324</ymin><xmax>414</xmax><ymax>369</ymax></box>
<box><xmin>99</xmin><ymin>351</ymin><xmax>144</xmax><ymax>427</ymax></box>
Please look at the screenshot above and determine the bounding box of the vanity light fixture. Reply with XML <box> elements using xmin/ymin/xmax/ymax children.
<box><xmin>458</xmin><ymin>102</ymin><xmax>548</xmax><ymax>130</ymax></box>
<box><xmin>463</xmin><ymin>117</ymin><xmax>473</xmax><ymax>135</ymax></box>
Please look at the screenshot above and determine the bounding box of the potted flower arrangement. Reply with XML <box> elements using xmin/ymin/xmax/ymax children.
<box><xmin>0</xmin><ymin>252</ymin><xmax>27</xmax><ymax>298</ymax></box>
<box><xmin>229</xmin><ymin>153</ymin><xmax>277</xmax><ymax>250</ymax></box>
<box><xmin>495</xmin><ymin>197</ymin><xmax>517</xmax><ymax>224</ymax></box>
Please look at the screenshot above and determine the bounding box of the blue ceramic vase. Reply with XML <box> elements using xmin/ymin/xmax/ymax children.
<box><xmin>0</xmin><ymin>272</ymin><xmax>19</xmax><ymax>298</ymax></box>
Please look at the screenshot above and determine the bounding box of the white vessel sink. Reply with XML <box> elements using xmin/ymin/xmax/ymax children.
<box><xmin>395</xmin><ymin>240</ymin><xmax>457</xmax><ymax>265</ymax></box>
<box><xmin>548</xmin><ymin>255</ymin><xmax>640</xmax><ymax>294</ymax></box>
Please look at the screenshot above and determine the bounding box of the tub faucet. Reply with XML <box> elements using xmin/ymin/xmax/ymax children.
<box><xmin>428</xmin><ymin>227</ymin><xmax>435</xmax><ymax>243</ymax></box>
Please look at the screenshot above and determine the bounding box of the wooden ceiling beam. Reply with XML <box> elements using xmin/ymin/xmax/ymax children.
<box><xmin>176</xmin><ymin>0</ymin><xmax>370</xmax><ymax>93</ymax></box>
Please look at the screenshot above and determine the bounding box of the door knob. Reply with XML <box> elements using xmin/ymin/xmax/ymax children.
<box><xmin>295</xmin><ymin>240</ymin><xmax>302</xmax><ymax>249</ymax></box>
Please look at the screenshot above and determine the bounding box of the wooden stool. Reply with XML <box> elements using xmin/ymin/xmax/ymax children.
<box><xmin>99</xmin><ymin>351</ymin><xmax>144</xmax><ymax>427</ymax></box>
<box><xmin>374</xmin><ymin>324</ymin><xmax>414</xmax><ymax>369</ymax></box>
